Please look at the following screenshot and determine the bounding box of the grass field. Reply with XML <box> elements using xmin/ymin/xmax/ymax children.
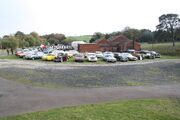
<box><xmin>67</xmin><ymin>35</ymin><xmax>92</xmax><ymax>43</ymax></box>
<box><xmin>0</xmin><ymin>98</ymin><xmax>179</xmax><ymax>120</ymax></box>
<box><xmin>0</xmin><ymin>50</ymin><xmax>6</xmax><ymax>55</ymax></box>
<box><xmin>142</xmin><ymin>42</ymin><xmax>180</xmax><ymax>56</ymax></box>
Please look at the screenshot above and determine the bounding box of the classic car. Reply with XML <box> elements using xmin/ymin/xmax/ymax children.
<box><xmin>54</xmin><ymin>53</ymin><xmax>68</xmax><ymax>62</ymax></box>
<box><xmin>103</xmin><ymin>55</ymin><xmax>116</xmax><ymax>63</ymax></box>
<box><xmin>140</xmin><ymin>50</ymin><xmax>155</xmax><ymax>59</ymax></box>
<box><xmin>75</xmin><ymin>54</ymin><xmax>85</xmax><ymax>62</ymax></box>
<box><xmin>42</xmin><ymin>53</ymin><xmax>56</xmax><ymax>61</ymax></box>
<box><xmin>103</xmin><ymin>51</ymin><xmax>114</xmax><ymax>57</ymax></box>
<box><xmin>122</xmin><ymin>53</ymin><xmax>138</xmax><ymax>61</ymax></box>
<box><xmin>87</xmin><ymin>53</ymin><xmax>97</xmax><ymax>62</ymax></box>
<box><xmin>150</xmin><ymin>51</ymin><xmax>161</xmax><ymax>58</ymax></box>
<box><xmin>95</xmin><ymin>51</ymin><xmax>103</xmax><ymax>58</ymax></box>
<box><xmin>24</xmin><ymin>52</ymin><xmax>45</xmax><ymax>60</ymax></box>
<box><xmin>114</xmin><ymin>53</ymin><xmax>128</xmax><ymax>62</ymax></box>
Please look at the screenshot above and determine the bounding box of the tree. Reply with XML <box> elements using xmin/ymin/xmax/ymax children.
<box><xmin>90</xmin><ymin>32</ymin><xmax>105</xmax><ymax>43</ymax></box>
<box><xmin>140</xmin><ymin>29</ymin><xmax>153</xmax><ymax>43</ymax></box>
<box><xmin>156</xmin><ymin>14</ymin><xmax>180</xmax><ymax>46</ymax></box>
<box><xmin>0</xmin><ymin>37</ymin><xmax>2</xmax><ymax>49</ymax></box>
<box><xmin>30</xmin><ymin>32</ymin><xmax>46</xmax><ymax>45</ymax></box>
<box><xmin>122</xmin><ymin>28</ymin><xmax>141</xmax><ymax>49</ymax></box>
<box><xmin>24</xmin><ymin>35</ymin><xmax>36</xmax><ymax>47</ymax></box>
<box><xmin>1</xmin><ymin>35</ymin><xmax>18</xmax><ymax>54</ymax></box>
<box><xmin>42</xmin><ymin>33</ymin><xmax>66</xmax><ymax>45</ymax></box>
<box><xmin>14</xmin><ymin>31</ymin><xmax>25</xmax><ymax>48</ymax></box>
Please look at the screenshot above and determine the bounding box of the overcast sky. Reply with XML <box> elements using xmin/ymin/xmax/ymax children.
<box><xmin>0</xmin><ymin>0</ymin><xmax>179</xmax><ymax>37</ymax></box>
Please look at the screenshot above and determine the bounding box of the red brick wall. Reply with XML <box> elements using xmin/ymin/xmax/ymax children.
<box><xmin>78</xmin><ymin>44</ymin><xmax>103</xmax><ymax>52</ymax></box>
<box><xmin>125</xmin><ymin>41</ymin><xmax>141</xmax><ymax>51</ymax></box>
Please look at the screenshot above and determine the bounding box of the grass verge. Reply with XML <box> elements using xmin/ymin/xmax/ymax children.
<box><xmin>0</xmin><ymin>98</ymin><xmax>179</xmax><ymax>120</ymax></box>
<box><xmin>0</xmin><ymin>55</ymin><xmax>21</xmax><ymax>59</ymax></box>
<box><xmin>160</xmin><ymin>56</ymin><xmax>180</xmax><ymax>59</ymax></box>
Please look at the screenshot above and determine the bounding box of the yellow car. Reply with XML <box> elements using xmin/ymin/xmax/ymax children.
<box><xmin>42</xmin><ymin>54</ymin><xmax>56</xmax><ymax>61</ymax></box>
<box><xmin>67</xmin><ymin>53</ymin><xmax>73</xmax><ymax>58</ymax></box>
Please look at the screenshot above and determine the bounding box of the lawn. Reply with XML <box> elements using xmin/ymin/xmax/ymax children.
<box><xmin>0</xmin><ymin>98</ymin><xmax>179</xmax><ymax>120</ymax></box>
<box><xmin>0</xmin><ymin>55</ymin><xmax>21</xmax><ymax>59</ymax></box>
<box><xmin>160</xmin><ymin>56</ymin><xmax>180</xmax><ymax>59</ymax></box>
<box><xmin>142</xmin><ymin>42</ymin><xmax>180</xmax><ymax>56</ymax></box>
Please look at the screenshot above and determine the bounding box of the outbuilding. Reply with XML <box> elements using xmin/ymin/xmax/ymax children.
<box><xmin>78</xmin><ymin>35</ymin><xmax>141</xmax><ymax>52</ymax></box>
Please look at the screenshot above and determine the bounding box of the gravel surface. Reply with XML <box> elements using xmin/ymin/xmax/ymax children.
<box><xmin>0</xmin><ymin>77</ymin><xmax>180</xmax><ymax>117</ymax></box>
<box><xmin>0</xmin><ymin>59</ymin><xmax>180</xmax><ymax>117</ymax></box>
<box><xmin>0</xmin><ymin>59</ymin><xmax>180</xmax><ymax>88</ymax></box>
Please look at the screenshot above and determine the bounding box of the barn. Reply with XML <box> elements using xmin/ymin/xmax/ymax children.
<box><xmin>78</xmin><ymin>35</ymin><xmax>141</xmax><ymax>52</ymax></box>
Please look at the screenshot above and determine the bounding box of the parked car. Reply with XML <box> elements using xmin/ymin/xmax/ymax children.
<box><xmin>114</xmin><ymin>53</ymin><xmax>128</xmax><ymax>62</ymax></box>
<box><xmin>75</xmin><ymin>54</ymin><xmax>85</xmax><ymax>62</ymax></box>
<box><xmin>103</xmin><ymin>55</ymin><xmax>116</xmax><ymax>63</ymax></box>
<box><xmin>87</xmin><ymin>53</ymin><xmax>97</xmax><ymax>62</ymax></box>
<box><xmin>54</xmin><ymin>53</ymin><xmax>68</xmax><ymax>62</ymax></box>
<box><xmin>25</xmin><ymin>52</ymin><xmax>45</xmax><ymax>59</ymax></box>
<box><xmin>140</xmin><ymin>50</ymin><xmax>155</xmax><ymax>59</ymax></box>
<box><xmin>66</xmin><ymin>50</ymin><xmax>79</xmax><ymax>56</ymax></box>
<box><xmin>103</xmin><ymin>51</ymin><xmax>114</xmax><ymax>57</ymax></box>
<box><xmin>95</xmin><ymin>51</ymin><xmax>103</xmax><ymax>58</ymax></box>
<box><xmin>150</xmin><ymin>51</ymin><xmax>161</xmax><ymax>58</ymax></box>
<box><xmin>131</xmin><ymin>52</ymin><xmax>143</xmax><ymax>60</ymax></box>
<box><xmin>19</xmin><ymin>51</ymin><xmax>34</xmax><ymax>58</ymax></box>
<box><xmin>64</xmin><ymin>51</ymin><xmax>74</xmax><ymax>58</ymax></box>
<box><xmin>42</xmin><ymin>53</ymin><xmax>56</xmax><ymax>61</ymax></box>
<box><xmin>43</xmin><ymin>48</ymin><xmax>53</xmax><ymax>54</ymax></box>
<box><xmin>125</xmin><ymin>49</ymin><xmax>143</xmax><ymax>60</ymax></box>
<box><xmin>122</xmin><ymin>53</ymin><xmax>138</xmax><ymax>61</ymax></box>
<box><xmin>24</xmin><ymin>54</ymin><xmax>38</xmax><ymax>60</ymax></box>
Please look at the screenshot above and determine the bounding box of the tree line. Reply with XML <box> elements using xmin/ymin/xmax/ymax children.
<box><xmin>0</xmin><ymin>31</ymin><xmax>75</xmax><ymax>51</ymax></box>
<box><xmin>90</xmin><ymin>28</ymin><xmax>180</xmax><ymax>43</ymax></box>
<box><xmin>90</xmin><ymin>14</ymin><xmax>180</xmax><ymax>46</ymax></box>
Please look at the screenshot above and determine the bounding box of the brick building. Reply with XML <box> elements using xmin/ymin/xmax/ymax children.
<box><xmin>78</xmin><ymin>35</ymin><xmax>141</xmax><ymax>52</ymax></box>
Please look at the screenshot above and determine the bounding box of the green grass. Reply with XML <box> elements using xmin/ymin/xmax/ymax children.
<box><xmin>160</xmin><ymin>56</ymin><xmax>180</xmax><ymax>59</ymax></box>
<box><xmin>0</xmin><ymin>98</ymin><xmax>179</xmax><ymax>120</ymax></box>
<box><xmin>142</xmin><ymin>42</ymin><xmax>180</xmax><ymax>56</ymax></box>
<box><xmin>0</xmin><ymin>55</ymin><xmax>21</xmax><ymax>59</ymax></box>
<box><xmin>67</xmin><ymin>35</ymin><xmax>92</xmax><ymax>43</ymax></box>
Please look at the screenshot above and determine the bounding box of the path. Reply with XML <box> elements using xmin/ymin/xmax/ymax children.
<box><xmin>0</xmin><ymin>77</ymin><xmax>179</xmax><ymax>117</ymax></box>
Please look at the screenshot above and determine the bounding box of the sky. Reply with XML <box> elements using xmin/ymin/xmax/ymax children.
<box><xmin>0</xmin><ymin>0</ymin><xmax>179</xmax><ymax>37</ymax></box>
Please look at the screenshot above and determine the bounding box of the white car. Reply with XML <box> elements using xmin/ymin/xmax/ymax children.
<box><xmin>95</xmin><ymin>51</ymin><xmax>103</xmax><ymax>58</ymax></box>
<box><xmin>103</xmin><ymin>55</ymin><xmax>116</xmax><ymax>63</ymax></box>
<box><xmin>122</xmin><ymin>53</ymin><xmax>138</xmax><ymax>61</ymax></box>
<box><xmin>103</xmin><ymin>51</ymin><xmax>114</xmax><ymax>57</ymax></box>
<box><xmin>87</xmin><ymin>53</ymin><xmax>98</xmax><ymax>62</ymax></box>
